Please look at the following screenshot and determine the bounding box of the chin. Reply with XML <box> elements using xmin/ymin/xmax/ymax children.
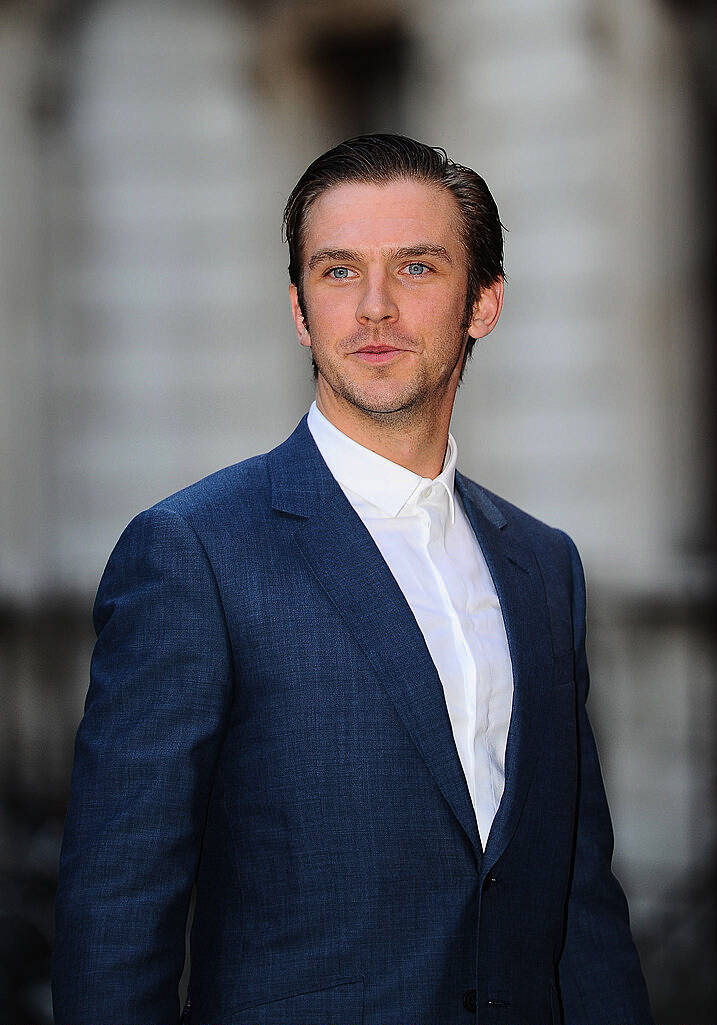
<box><xmin>317</xmin><ymin>363</ymin><xmax>424</xmax><ymax>413</ymax></box>
<box><xmin>348</xmin><ymin>386</ymin><xmax>425</xmax><ymax>417</ymax></box>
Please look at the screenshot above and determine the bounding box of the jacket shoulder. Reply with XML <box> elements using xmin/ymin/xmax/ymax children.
<box><xmin>457</xmin><ymin>472</ymin><xmax>569</xmax><ymax>549</ymax></box>
<box><xmin>105</xmin><ymin>418</ymin><xmax>317</xmax><ymax>565</ymax></box>
<box><xmin>456</xmin><ymin>472</ymin><xmax>583</xmax><ymax>599</ymax></box>
<box><xmin>144</xmin><ymin>417</ymin><xmax>312</xmax><ymax>530</ymax></box>
<box><xmin>151</xmin><ymin>450</ymin><xmax>271</xmax><ymax>527</ymax></box>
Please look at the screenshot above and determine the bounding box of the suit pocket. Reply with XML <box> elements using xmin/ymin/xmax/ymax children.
<box><xmin>228</xmin><ymin>977</ymin><xmax>363</xmax><ymax>1025</ymax></box>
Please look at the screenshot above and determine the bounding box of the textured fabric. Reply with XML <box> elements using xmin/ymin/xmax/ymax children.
<box><xmin>52</xmin><ymin>415</ymin><xmax>655</xmax><ymax>1025</ymax></box>
<box><xmin>307</xmin><ymin>401</ymin><xmax>513</xmax><ymax>847</ymax></box>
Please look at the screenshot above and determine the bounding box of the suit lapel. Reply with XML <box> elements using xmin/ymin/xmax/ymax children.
<box><xmin>455</xmin><ymin>473</ymin><xmax>554</xmax><ymax>872</ymax></box>
<box><xmin>268</xmin><ymin>420</ymin><xmax>557</xmax><ymax>868</ymax></box>
<box><xmin>268</xmin><ymin>419</ymin><xmax>481</xmax><ymax>856</ymax></box>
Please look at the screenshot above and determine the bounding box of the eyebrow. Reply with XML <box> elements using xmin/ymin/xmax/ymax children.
<box><xmin>307</xmin><ymin>244</ymin><xmax>453</xmax><ymax>271</ymax></box>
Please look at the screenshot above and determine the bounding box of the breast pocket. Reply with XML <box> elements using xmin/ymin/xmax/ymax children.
<box><xmin>228</xmin><ymin>978</ymin><xmax>364</xmax><ymax>1025</ymax></box>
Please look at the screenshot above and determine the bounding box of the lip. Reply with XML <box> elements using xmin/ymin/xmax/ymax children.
<box><xmin>352</xmin><ymin>345</ymin><xmax>407</xmax><ymax>364</ymax></box>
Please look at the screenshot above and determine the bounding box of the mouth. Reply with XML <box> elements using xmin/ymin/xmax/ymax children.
<box><xmin>352</xmin><ymin>345</ymin><xmax>408</xmax><ymax>365</ymax></box>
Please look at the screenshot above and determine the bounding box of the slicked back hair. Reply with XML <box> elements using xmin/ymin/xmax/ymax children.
<box><xmin>282</xmin><ymin>133</ymin><xmax>504</xmax><ymax>369</ymax></box>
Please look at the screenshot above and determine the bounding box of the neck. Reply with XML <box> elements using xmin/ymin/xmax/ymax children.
<box><xmin>315</xmin><ymin>388</ymin><xmax>453</xmax><ymax>479</ymax></box>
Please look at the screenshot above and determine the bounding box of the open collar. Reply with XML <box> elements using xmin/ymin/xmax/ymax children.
<box><xmin>307</xmin><ymin>401</ymin><xmax>456</xmax><ymax>523</ymax></box>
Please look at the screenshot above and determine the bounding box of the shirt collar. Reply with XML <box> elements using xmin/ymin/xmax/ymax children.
<box><xmin>307</xmin><ymin>401</ymin><xmax>457</xmax><ymax>522</ymax></box>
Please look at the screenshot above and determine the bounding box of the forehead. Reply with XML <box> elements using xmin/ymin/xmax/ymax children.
<box><xmin>302</xmin><ymin>179</ymin><xmax>463</xmax><ymax>254</ymax></box>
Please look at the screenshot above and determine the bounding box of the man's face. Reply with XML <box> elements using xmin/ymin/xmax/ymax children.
<box><xmin>289</xmin><ymin>179</ymin><xmax>502</xmax><ymax>427</ymax></box>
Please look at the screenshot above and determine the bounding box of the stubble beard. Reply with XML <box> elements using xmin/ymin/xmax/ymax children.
<box><xmin>312</xmin><ymin>341</ymin><xmax>464</xmax><ymax>432</ymax></box>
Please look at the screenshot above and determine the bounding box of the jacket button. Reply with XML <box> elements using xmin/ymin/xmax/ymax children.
<box><xmin>463</xmin><ymin>989</ymin><xmax>477</xmax><ymax>1013</ymax></box>
<box><xmin>483</xmin><ymin>874</ymin><xmax>498</xmax><ymax>890</ymax></box>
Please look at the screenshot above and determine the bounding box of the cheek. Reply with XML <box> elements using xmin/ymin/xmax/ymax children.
<box><xmin>313</xmin><ymin>310</ymin><xmax>365</xmax><ymax>353</ymax></box>
<box><xmin>305</xmin><ymin>290</ymin><xmax>354</xmax><ymax>332</ymax></box>
<box><xmin>410</xmin><ymin>284</ymin><xmax>464</xmax><ymax>320</ymax></box>
<box><xmin>416</xmin><ymin>297</ymin><xmax>465</xmax><ymax>341</ymax></box>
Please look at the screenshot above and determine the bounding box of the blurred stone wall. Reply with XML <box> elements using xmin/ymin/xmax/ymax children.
<box><xmin>0</xmin><ymin>0</ymin><xmax>714</xmax><ymax>1021</ymax></box>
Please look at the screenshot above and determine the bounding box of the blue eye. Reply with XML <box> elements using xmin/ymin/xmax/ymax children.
<box><xmin>329</xmin><ymin>267</ymin><xmax>350</xmax><ymax>279</ymax></box>
<box><xmin>407</xmin><ymin>263</ymin><xmax>428</xmax><ymax>276</ymax></box>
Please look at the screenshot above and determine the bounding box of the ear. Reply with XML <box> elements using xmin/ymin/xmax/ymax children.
<box><xmin>466</xmin><ymin>277</ymin><xmax>504</xmax><ymax>340</ymax></box>
<box><xmin>289</xmin><ymin>284</ymin><xmax>311</xmax><ymax>348</ymax></box>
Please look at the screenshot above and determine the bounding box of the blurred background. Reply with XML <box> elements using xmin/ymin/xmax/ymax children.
<box><xmin>0</xmin><ymin>0</ymin><xmax>715</xmax><ymax>1021</ymax></box>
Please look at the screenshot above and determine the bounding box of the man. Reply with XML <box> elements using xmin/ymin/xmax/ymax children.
<box><xmin>53</xmin><ymin>134</ymin><xmax>654</xmax><ymax>1025</ymax></box>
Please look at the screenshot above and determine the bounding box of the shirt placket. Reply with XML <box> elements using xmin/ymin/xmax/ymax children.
<box><xmin>416</xmin><ymin>492</ymin><xmax>481</xmax><ymax>833</ymax></box>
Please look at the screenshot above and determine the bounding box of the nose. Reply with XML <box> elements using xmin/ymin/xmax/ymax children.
<box><xmin>355</xmin><ymin>269</ymin><xmax>398</xmax><ymax>326</ymax></box>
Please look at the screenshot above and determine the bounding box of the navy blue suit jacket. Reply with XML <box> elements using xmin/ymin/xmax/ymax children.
<box><xmin>53</xmin><ymin>416</ymin><xmax>654</xmax><ymax>1025</ymax></box>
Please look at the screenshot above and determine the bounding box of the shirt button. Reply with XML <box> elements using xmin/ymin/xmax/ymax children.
<box><xmin>462</xmin><ymin>989</ymin><xmax>477</xmax><ymax>1013</ymax></box>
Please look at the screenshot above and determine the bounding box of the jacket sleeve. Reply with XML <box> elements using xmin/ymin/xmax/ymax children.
<box><xmin>556</xmin><ymin>532</ymin><xmax>654</xmax><ymax>1025</ymax></box>
<box><xmin>52</xmin><ymin>505</ymin><xmax>233</xmax><ymax>1025</ymax></box>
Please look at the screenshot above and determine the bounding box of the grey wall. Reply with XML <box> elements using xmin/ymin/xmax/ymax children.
<box><xmin>0</xmin><ymin>1</ymin><xmax>714</xmax><ymax>1021</ymax></box>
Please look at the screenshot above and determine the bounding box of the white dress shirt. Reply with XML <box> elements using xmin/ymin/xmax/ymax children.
<box><xmin>307</xmin><ymin>402</ymin><xmax>514</xmax><ymax>849</ymax></box>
